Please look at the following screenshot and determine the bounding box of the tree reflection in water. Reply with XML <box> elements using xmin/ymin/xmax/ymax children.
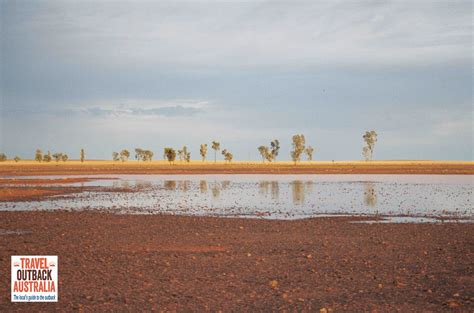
<box><xmin>164</xmin><ymin>180</ymin><xmax>176</xmax><ymax>190</ymax></box>
<box><xmin>258</xmin><ymin>181</ymin><xmax>280</xmax><ymax>200</ymax></box>
<box><xmin>292</xmin><ymin>181</ymin><xmax>305</xmax><ymax>205</ymax></box>
<box><xmin>211</xmin><ymin>183</ymin><xmax>221</xmax><ymax>199</ymax></box>
<box><xmin>199</xmin><ymin>180</ymin><xmax>208</xmax><ymax>193</ymax></box>
<box><xmin>364</xmin><ymin>182</ymin><xmax>377</xmax><ymax>207</ymax></box>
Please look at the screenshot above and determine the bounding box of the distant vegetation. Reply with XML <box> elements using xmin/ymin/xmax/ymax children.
<box><xmin>135</xmin><ymin>148</ymin><xmax>153</xmax><ymax>161</ymax></box>
<box><xmin>177</xmin><ymin>146</ymin><xmax>191</xmax><ymax>163</ymax></box>
<box><xmin>80</xmin><ymin>149</ymin><xmax>85</xmax><ymax>163</ymax></box>
<box><xmin>305</xmin><ymin>146</ymin><xmax>314</xmax><ymax>161</ymax></box>
<box><xmin>258</xmin><ymin>140</ymin><xmax>280</xmax><ymax>163</ymax></box>
<box><xmin>1</xmin><ymin>132</ymin><xmax>379</xmax><ymax>164</ymax></box>
<box><xmin>163</xmin><ymin>148</ymin><xmax>176</xmax><ymax>164</ymax></box>
<box><xmin>290</xmin><ymin>134</ymin><xmax>306</xmax><ymax>164</ymax></box>
<box><xmin>200</xmin><ymin>144</ymin><xmax>207</xmax><ymax>162</ymax></box>
<box><xmin>212</xmin><ymin>141</ymin><xmax>220</xmax><ymax>163</ymax></box>
<box><xmin>362</xmin><ymin>130</ymin><xmax>378</xmax><ymax>161</ymax></box>
<box><xmin>222</xmin><ymin>149</ymin><xmax>233</xmax><ymax>163</ymax></box>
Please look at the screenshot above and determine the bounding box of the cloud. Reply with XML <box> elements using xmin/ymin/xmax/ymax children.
<box><xmin>3</xmin><ymin>1</ymin><xmax>471</xmax><ymax>70</ymax></box>
<box><xmin>79</xmin><ymin>104</ymin><xmax>204</xmax><ymax>118</ymax></box>
<box><xmin>3</xmin><ymin>99</ymin><xmax>209</xmax><ymax>118</ymax></box>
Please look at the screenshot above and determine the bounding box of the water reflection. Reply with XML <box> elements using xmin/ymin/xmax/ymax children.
<box><xmin>1</xmin><ymin>174</ymin><xmax>471</xmax><ymax>220</ymax></box>
<box><xmin>271</xmin><ymin>182</ymin><xmax>279</xmax><ymax>200</ymax></box>
<box><xmin>164</xmin><ymin>180</ymin><xmax>176</xmax><ymax>190</ymax></box>
<box><xmin>135</xmin><ymin>181</ymin><xmax>152</xmax><ymax>189</ymax></box>
<box><xmin>258</xmin><ymin>181</ymin><xmax>280</xmax><ymax>200</ymax></box>
<box><xmin>211</xmin><ymin>183</ymin><xmax>221</xmax><ymax>199</ymax></box>
<box><xmin>112</xmin><ymin>180</ymin><xmax>131</xmax><ymax>189</ymax></box>
<box><xmin>292</xmin><ymin>181</ymin><xmax>305</xmax><ymax>205</ymax></box>
<box><xmin>199</xmin><ymin>180</ymin><xmax>208</xmax><ymax>193</ymax></box>
<box><xmin>179</xmin><ymin>181</ymin><xmax>190</xmax><ymax>192</ymax></box>
<box><xmin>222</xmin><ymin>181</ymin><xmax>231</xmax><ymax>190</ymax></box>
<box><xmin>364</xmin><ymin>183</ymin><xmax>377</xmax><ymax>207</ymax></box>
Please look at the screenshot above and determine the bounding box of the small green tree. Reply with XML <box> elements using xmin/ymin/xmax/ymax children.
<box><xmin>80</xmin><ymin>149</ymin><xmax>85</xmax><ymax>163</ymax></box>
<box><xmin>35</xmin><ymin>149</ymin><xmax>43</xmax><ymax>162</ymax></box>
<box><xmin>212</xmin><ymin>141</ymin><xmax>220</xmax><ymax>163</ymax></box>
<box><xmin>62</xmin><ymin>154</ymin><xmax>68</xmax><ymax>162</ymax></box>
<box><xmin>43</xmin><ymin>151</ymin><xmax>52</xmax><ymax>162</ymax></box>
<box><xmin>258</xmin><ymin>146</ymin><xmax>269</xmax><ymax>163</ymax></box>
<box><xmin>164</xmin><ymin>148</ymin><xmax>176</xmax><ymax>164</ymax></box>
<box><xmin>200</xmin><ymin>144</ymin><xmax>208</xmax><ymax>162</ymax></box>
<box><xmin>258</xmin><ymin>139</ymin><xmax>280</xmax><ymax>163</ymax></box>
<box><xmin>14</xmin><ymin>156</ymin><xmax>21</xmax><ymax>163</ymax></box>
<box><xmin>290</xmin><ymin>134</ymin><xmax>305</xmax><ymax>165</ymax></box>
<box><xmin>120</xmin><ymin>149</ymin><xmax>130</xmax><ymax>162</ymax></box>
<box><xmin>135</xmin><ymin>148</ymin><xmax>144</xmax><ymax>161</ymax></box>
<box><xmin>270</xmin><ymin>139</ymin><xmax>280</xmax><ymax>161</ymax></box>
<box><xmin>305</xmin><ymin>146</ymin><xmax>314</xmax><ymax>161</ymax></box>
<box><xmin>144</xmin><ymin>150</ymin><xmax>153</xmax><ymax>161</ymax></box>
<box><xmin>222</xmin><ymin>149</ymin><xmax>233</xmax><ymax>163</ymax></box>
<box><xmin>0</xmin><ymin>153</ymin><xmax>7</xmax><ymax>162</ymax></box>
<box><xmin>362</xmin><ymin>130</ymin><xmax>378</xmax><ymax>161</ymax></box>
<box><xmin>112</xmin><ymin>152</ymin><xmax>120</xmax><ymax>161</ymax></box>
<box><xmin>52</xmin><ymin>153</ymin><xmax>63</xmax><ymax>162</ymax></box>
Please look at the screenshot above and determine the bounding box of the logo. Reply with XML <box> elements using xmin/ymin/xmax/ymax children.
<box><xmin>11</xmin><ymin>256</ymin><xmax>58</xmax><ymax>302</ymax></box>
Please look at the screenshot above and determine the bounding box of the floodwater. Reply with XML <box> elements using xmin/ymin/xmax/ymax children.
<box><xmin>0</xmin><ymin>174</ymin><xmax>472</xmax><ymax>222</ymax></box>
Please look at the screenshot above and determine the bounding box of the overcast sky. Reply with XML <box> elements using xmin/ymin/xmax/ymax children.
<box><xmin>1</xmin><ymin>0</ymin><xmax>472</xmax><ymax>160</ymax></box>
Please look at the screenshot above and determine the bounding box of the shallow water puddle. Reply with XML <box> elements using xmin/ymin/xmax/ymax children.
<box><xmin>0</xmin><ymin>174</ymin><xmax>472</xmax><ymax>222</ymax></box>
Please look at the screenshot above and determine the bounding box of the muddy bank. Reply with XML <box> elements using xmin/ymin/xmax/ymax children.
<box><xmin>0</xmin><ymin>177</ymin><xmax>117</xmax><ymax>185</ymax></box>
<box><xmin>0</xmin><ymin>211</ymin><xmax>472</xmax><ymax>311</ymax></box>
<box><xmin>1</xmin><ymin>161</ymin><xmax>473</xmax><ymax>176</ymax></box>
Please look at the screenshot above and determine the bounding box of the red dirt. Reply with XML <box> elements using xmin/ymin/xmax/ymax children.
<box><xmin>0</xmin><ymin>187</ymin><xmax>83</xmax><ymax>202</ymax></box>
<box><xmin>0</xmin><ymin>178</ymin><xmax>117</xmax><ymax>185</ymax></box>
<box><xmin>0</xmin><ymin>211</ymin><xmax>472</xmax><ymax>311</ymax></box>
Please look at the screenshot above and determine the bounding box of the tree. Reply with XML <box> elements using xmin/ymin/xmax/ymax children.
<box><xmin>164</xmin><ymin>148</ymin><xmax>176</xmax><ymax>164</ymax></box>
<box><xmin>222</xmin><ymin>149</ymin><xmax>233</xmax><ymax>163</ymax></box>
<box><xmin>120</xmin><ymin>149</ymin><xmax>130</xmax><ymax>162</ymax></box>
<box><xmin>135</xmin><ymin>148</ymin><xmax>144</xmax><ymax>161</ymax></box>
<box><xmin>362</xmin><ymin>146</ymin><xmax>371</xmax><ymax>161</ymax></box>
<box><xmin>52</xmin><ymin>153</ymin><xmax>63</xmax><ymax>162</ymax></box>
<box><xmin>43</xmin><ymin>151</ymin><xmax>52</xmax><ymax>162</ymax></box>
<box><xmin>290</xmin><ymin>134</ymin><xmax>305</xmax><ymax>164</ymax></box>
<box><xmin>35</xmin><ymin>149</ymin><xmax>43</xmax><ymax>162</ymax></box>
<box><xmin>212</xmin><ymin>141</ymin><xmax>220</xmax><ymax>163</ymax></box>
<box><xmin>177</xmin><ymin>146</ymin><xmax>190</xmax><ymax>163</ymax></box>
<box><xmin>135</xmin><ymin>148</ymin><xmax>153</xmax><ymax>161</ymax></box>
<box><xmin>14</xmin><ymin>156</ymin><xmax>21</xmax><ymax>163</ymax></box>
<box><xmin>144</xmin><ymin>150</ymin><xmax>153</xmax><ymax>161</ymax></box>
<box><xmin>0</xmin><ymin>153</ymin><xmax>6</xmax><ymax>162</ymax></box>
<box><xmin>200</xmin><ymin>144</ymin><xmax>207</xmax><ymax>162</ymax></box>
<box><xmin>62</xmin><ymin>154</ymin><xmax>69</xmax><ymax>162</ymax></box>
<box><xmin>80</xmin><ymin>149</ymin><xmax>85</xmax><ymax>163</ymax></box>
<box><xmin>362</xmin><ymin>130</ymin><xmax>378</xmax><ymax>161</ymax></box>
<box><xmin>258</xmin><ymin>139</ymin><xmax>280</xmax><ymax>163</ymax></box>
<box><xmin>270</xmin><ymin>139</ymin><xmax>280</xmax><ymax>161</ymax></box>
<box><xmin>305</xmin><ymin>146</ymin><xmax>314</xmax><ymax>161</ymax></box>
<box><xmin>258</xmin><ymin>146</ymin><xmax>269</xmax><ymax>163</ymax></box>
<box><xmin>112</xmin><ymin>152</ymin><xmax>120</xmax><ymax>161</ymax></box>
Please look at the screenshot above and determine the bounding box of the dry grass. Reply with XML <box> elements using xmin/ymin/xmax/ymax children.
<box><xmin>0</xmin><ymin>159</ymin><xmax>472</xmax><ymax>175</ymax></box>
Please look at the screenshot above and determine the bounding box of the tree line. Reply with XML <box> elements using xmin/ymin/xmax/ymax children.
<box><xmin>0</xmin><ymin>131</ymin><xmax>378</xmax><ymax>163</ymax></box>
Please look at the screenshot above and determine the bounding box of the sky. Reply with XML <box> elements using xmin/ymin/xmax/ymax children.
<box><xmin>1</xmin><ymin>0</ymin><xmax>472</xmax><ymax>161</ymax></box>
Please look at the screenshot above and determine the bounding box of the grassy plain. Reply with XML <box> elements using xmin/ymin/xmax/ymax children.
<box><xmin>0</xmin><ymin>160</ymin><xmax>473</xmax><ymax>176</ymax></box>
